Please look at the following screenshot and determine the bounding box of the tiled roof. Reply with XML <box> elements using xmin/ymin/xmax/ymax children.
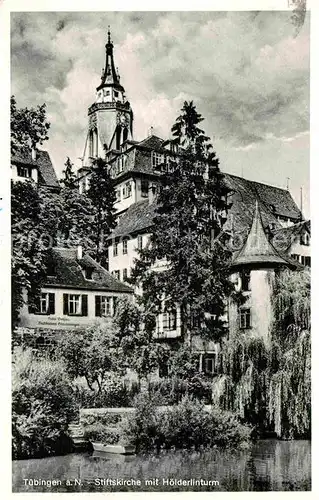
<box><xmin>44</xmin><ymin>248</ymin><xmax>133</xmax><ymax>293</ymax></box>
<box><xmin>12</xmin><ymin>148</ymin><xmax>59</xmax><ymax>189</ymax></box>
<box><xmin>138</xmin><ymin>135</ymin><xmax>165</xmax><ymax>150</ymax></box>
<box><xmin>110</xmin><ymin>200</ymin><xmax>156</xmax><ymax>239</ymax></box>
<box><xmin>224</xmin><ymin>173</ymin><xmax>301</xmax><ymax>227</ymax></box>
<box><xmin>109</xmin><ymin>173</ymin><xmax>303</xmax><ymax>245</ymax></box>
<box><xmin>271</xmin><ymin>220</ymin><xmax>310</xmax><ymax>252</ymax></box>
<box><xmin>232</xmin><ymin>201</ymin><xmax>291</xmax><ymax>267</ymax></box>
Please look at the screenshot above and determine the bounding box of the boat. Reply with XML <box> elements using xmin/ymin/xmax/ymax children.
<box><xmin>91</xmin><ymin>442</ymin><xmax>136</xmax><ymax>455</ymax></box>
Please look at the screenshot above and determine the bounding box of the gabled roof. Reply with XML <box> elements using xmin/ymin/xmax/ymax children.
<box><xmin>232</xmin><ymin>201</ymin><xmax>292</xmax><ymax>267</ymax></box>
<box><xmin>44</xmin><ymin>247</ymin><xmax>133</xmax><ymax>293</ymax></box>
<box><xmin>138</xmin><ymin>135</ymin><xmax>165</xmax><ymax>150</ymax></box>
<box><xmin>12</xmin><ymin>148</ymin><xmax>59</xmax><ymax>189</ymax></box>
<box><xmin>110</xmin><ymin>200</ymin><xmax>156</xmax><ymax>239</ymax></box>
<box><xmin>271</xmin><ymin>220</ymin><xmax>310</xmax><ymax>252</ymax></box>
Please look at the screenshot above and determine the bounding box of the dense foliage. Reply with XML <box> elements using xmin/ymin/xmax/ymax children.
<box><xmin>120</xmin><ymin>394</ymin><xmax>251</xmax><ymax>452</ymax></box>
<box><xmin>11</xmin><ymin>181</ymin><xmax>48</xmax><ymax>327</ymax></box>
<box><xmin>12</xmin><ymin>347</ymin><xmax>76</xmax><ymax>459</ymax></box>
<box><xmin>11</xmin><ymin>95</ymin><xmax>50</xmax><ymax>155</ymax></box>
<box><xmin>87</xmin><ymin>157</ymin><xmax>117</xmax><ymax>264</ymax></box>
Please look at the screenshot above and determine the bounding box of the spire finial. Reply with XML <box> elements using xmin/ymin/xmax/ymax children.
<box><xmin>107</xmin><ymin>26</ymin><xmax>111</xmax><ymax>44</ymax></box>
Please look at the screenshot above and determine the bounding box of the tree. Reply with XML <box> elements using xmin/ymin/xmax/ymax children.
<box><xmin>213</xmin><ymin>268</ymin><xmax>311</xmax><ymax>439</ymax></box>
<box><xmin>60</xmin><ymin>157</ymin><xmax>77</xmax><ymax>189</ymax></box>
<box><xmin>11</xmin><ymin>95</ymin><xmax>50</xmax><ymax>155</ymax></box>
<box><xmin>12</xmin><ymin>347</ymin><xmax>76</xmax><ymax>459</ymax></box>
<box><xmin>87</xmin><ymin>157</ymin><xmax>117</xmax><ymax>264</ymax></box>
<box><xmin>113</xmin><ymin>298</ymin><xmax>169</xmax><ymax>385</ymax></box>
<box><xmin>58</xmin><ymin>323</ymin><xmax>118</xmax><ymax>393</ymax></box>
<box><xmin>11</xmin><ymin>181</ymin><xmax>47</xmax><ymax>327</ymax></box>
<box><xmin>131</xmin><ymin>101</ymin><xmax>232</xmax><ymax>345</ymax></box>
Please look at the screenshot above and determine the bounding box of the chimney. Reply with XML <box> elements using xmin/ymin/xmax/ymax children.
<box><xmin>31</xmin><ymin>147</ymin><xmax>37</xmax><ymax>161</ymax></box>
<box><xmin>77</xmin><ymin>245</ymin><xmax>83</xmax><ymax>260</ymax></box>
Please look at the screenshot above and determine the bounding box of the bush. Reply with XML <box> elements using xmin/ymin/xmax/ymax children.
<box><xmin>148</xmin><ymin>375</ymin><xmax>213</xmax><ymax>405</ymax></box>
<box><xmin>83</xmin><ymin>423</ymin><xmax>120</xmax><ymax>444</ymax></box>
<box><xmin>74</xmin><ymin>373</ymin><xmax>139</xmax><ymax>408</ymax></box>
<box><xmin>12</xmin><ymin>347</ymin><xmax>77</xmax><ymax>459</ymax></box>
<box><xmin>120</xmin><ymin>394</ymin><xmax>252</xmax><ymax>452</ymax></box>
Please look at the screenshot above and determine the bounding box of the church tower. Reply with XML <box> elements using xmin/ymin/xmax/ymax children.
<box><xmin>82</xmin><ymin>28</ymin><xmax>134</xmax><ymax>167</ymax></box>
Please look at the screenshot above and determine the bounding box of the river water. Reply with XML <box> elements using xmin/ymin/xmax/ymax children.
<box><xmin>12</xmin><ymin>439</ymin><xmax>311</xmax><ymax>492</ymax></box>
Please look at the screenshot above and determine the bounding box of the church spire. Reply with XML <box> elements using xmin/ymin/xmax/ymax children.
<box><xmin>97</xmin><ymin>27</ymin><xmax>124</xmax><ymax>92</ymax></box>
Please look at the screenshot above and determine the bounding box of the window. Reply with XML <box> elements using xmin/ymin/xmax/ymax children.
<box><xmin>63</xmin><ymin>294</ymin><xmax>88</xmax><ymax>316</ymax></box>
<box><xmin>85</xmin><ymin>268</ymin><xmax>93</xmax><ymax>280</ymax></box>
<box><xmin>191</xmin><ymin>314</ymin><xmax>201</xmax><ymax>328</ymax></box>
<box><xmin>163</xmin><ymin>309</ymin><xmax>177</xmax><ymax>330</ymax></box>
<box><xmin>95</xmin><ymin>296</ymin><xmax>112</xmax><ymax>316</ymax></box>
<box><xmin>113</xmin><ymin>242</ymin><xmax>118</xmax><ymax>256</ymax></box>
<box><xmin>300</xmin><ymin>233</ymin><xmax>310</xmax><ymax>246</ymax></box>
<box><xmin>17</xmin><ymin>165</ymin><xmax>31</xmax><ymax>178</ymax></box>
<box><xmin>122</xmin><ymin>239</ymin><xmax>128</xmax><ymax>254</ymax></box>
<box><xmin>38</xmin><ymin>292</ymin><xmax>55</xmax><ymax>315</ymax></box>
<box><xmin>239</xmin><ymin>308</ymin><xmax>251</xmax><ymax>329</ymax></box>
<box><xmin>116</xmin><ymin>188</ymin><xmax>121</xmax><ymax>201</ymax></box>
<box><xmin>152</xmin><ymin>151</ymin><xmax>163</xmax><ymax>169</ymax></box>
<box><xmin>40</xmin><ymin>293</ymin><xmax>49</xmax><ymax>314</ymax></box>
<box><xmin>291</xmin><ymin>253</ymin><xmax>300</xmax><ymax>261</ymax></box>
<box><xmin>123</xmin><ymin>268</ymin><xmax>128</xmax><ymax>281</ymax></box>
<box><xmin>113</xmin><ymin>270</ymin><xmax>120</xmax><ymax>280</ymax></box>
<box><xmin>241</xmin><ymin>270</ymin><xmax>251</xmax><ymax>292</ymax></box>
<box><xmin>114</xmin><ymin>91</ymin><xmax>119</xmax><ymax>98</ymax></box>
<box><xmin>203</xmin><ymin>353</ymin><xmax>216</xmax><ymax>375</ymax></box>
<box><xmin>141</xmin><ymin>179</ymin><xmax>149</xmax><ymax>197</ymax></box>
<box><xmin>123</xmin><ymin>181</ymin><xmax>131</xmax><ymax>198</ymax></box>
<box><xmin>300</xmin><ymin>255</ymin><xmax>310</xmax><ymax>266</ymax></box>
<box><xmin>69</xmin><ymin>295</ymin><xmax>81</xmax><ymax>315</ymax></box>
<box><xmin>305</xmin><ymin>256</ymin><xmax>311</xmax><ymax>267</ymax></box>
<box><xmin>137</xmin><ymin>235</ymin><xmax>143</xmax><ymax>251</ymax></box>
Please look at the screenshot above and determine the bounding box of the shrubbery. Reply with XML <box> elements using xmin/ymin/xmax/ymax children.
<box><xmin>148</xmin><ymin>375</ymin><xmax>213</xmax><ymax>405</ymax></box>
<box><xmin>120</xmin><ymin>394</ymin><xmax>252</xmax><ymax>452</ymax></box>
<box><xmin>12</xmin><ymin>347</ymin><xmax>77</xmax><ymax>459</ymax></box>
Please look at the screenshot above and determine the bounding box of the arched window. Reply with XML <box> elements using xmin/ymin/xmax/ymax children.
<box><xmin>93</xmin><ymin>128</ymin><xmax>98</xmax><ymax>157</ymax></box>
<box><xmin>89</xmin><ymin>130</ymin><xmax>94</xmax><ymax>157</ymax></box>
<box><xmin>116</xmin><ymin>126</ymin><xmax>121</xmax><ymax>150</ymax></box>
<box><xmin>123</xmin><ymin>127</ymin><xmax>128</xmax><ymax>143</ymax></box>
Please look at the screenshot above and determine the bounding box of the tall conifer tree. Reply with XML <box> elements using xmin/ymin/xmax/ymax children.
<box><xmin>87</xmin><ymin>157</ymin><xmax>117</xmax><ymax>264</ymax></box>
<box><xmin>131</xmin><ymin>101</ymin><xmax>232</xmax><ymax>344</ymax></box>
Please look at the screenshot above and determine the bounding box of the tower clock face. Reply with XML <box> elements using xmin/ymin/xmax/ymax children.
<box><xmin>117</xmin><ymin>111</ymin><xmax>129</xmax><ymax>127</ymax></box>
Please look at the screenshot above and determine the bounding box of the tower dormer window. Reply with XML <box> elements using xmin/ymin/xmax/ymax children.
<box><xmin>17</xmin><ymin>165</ymin><xmax>32</xmax><ymax>178</ymax></box>
<box><xmin>152</xmin><ymin>152</ymin><xmax>164</xmax><ymax>170</ymax></box>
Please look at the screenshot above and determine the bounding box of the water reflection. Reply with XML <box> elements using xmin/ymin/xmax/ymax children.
<box><xmin>12</xmin><ymin>439</ymin><xmax>311</xmax><ymax>492</ymax></box>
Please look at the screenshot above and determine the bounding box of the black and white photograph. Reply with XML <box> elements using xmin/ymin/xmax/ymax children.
<box><xmin>7</xmin><ymin>1</ymin><xmax>311</xmax><ymax>493</ymax></box>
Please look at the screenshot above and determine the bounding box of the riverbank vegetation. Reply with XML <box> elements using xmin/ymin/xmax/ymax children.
<box><xmin>12</xmin><ymin>347</ymin><xmax>77</xmax><ymax>459</ymax></box>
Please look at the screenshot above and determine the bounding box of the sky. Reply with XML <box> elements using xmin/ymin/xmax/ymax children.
<box><xmin>11</xmin><ymin>10</ymin><xmax>310</xmax><ymax>217</ymax></box>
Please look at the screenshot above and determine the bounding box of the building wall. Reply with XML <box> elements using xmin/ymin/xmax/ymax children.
<box><xmin>108</xmin><ymin>233</ymin><xmax>150</xmax><ymax>281</ymax></box>
<box><xmin>114</xmin><ymin>178</ymin><xmax>137</xmax><ymax>212</ymax></box>
<box><xmin>19</xmin><ymin>286</ymin><xmax>132</xmax><ymax>331</ymax></box>
<box><xmin>228</xmin><ymin>269</ymin><xmax>275</xmax><ymax>343</ymax></box>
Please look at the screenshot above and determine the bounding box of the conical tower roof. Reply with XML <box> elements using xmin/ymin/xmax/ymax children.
<box><xmin>232</xmin><ymin>200</ymin><xmax>291</xmax><ymax>267</ymax></box>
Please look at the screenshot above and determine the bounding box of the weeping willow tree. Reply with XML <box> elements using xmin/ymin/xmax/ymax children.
<box><xmin>213</xmin><ymin>268</ymin><xmax>311</xmax><ymax>439</ymax></box>
<box><xmin>268</xmin><ymin>268</ymin><xmax>310</xmax><ymax>439</ymax></box>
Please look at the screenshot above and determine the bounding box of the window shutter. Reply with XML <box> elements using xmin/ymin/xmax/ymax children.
<box><xmin>95</xmin><ymin>296</ymin><xmax>101</xmax><ymax>317</ymax></box>
<box><xmin>113</xmin><ymin>296</ymin><xmax>118</xmax><ymax>315</ymax></box>
<box><xmin>48</xmin><ymin>293</ymin><xmax>55</xmax><ymax>315</ymax></box>
<box><xmin>81</xmin><ymin>295</ymin><xmax>88</xmax><ymax>316</ymax></box>
<box><xmin>63</xmin><ymin>294</ymin><xmax>69</xmax><ymax>315</ymax></box>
